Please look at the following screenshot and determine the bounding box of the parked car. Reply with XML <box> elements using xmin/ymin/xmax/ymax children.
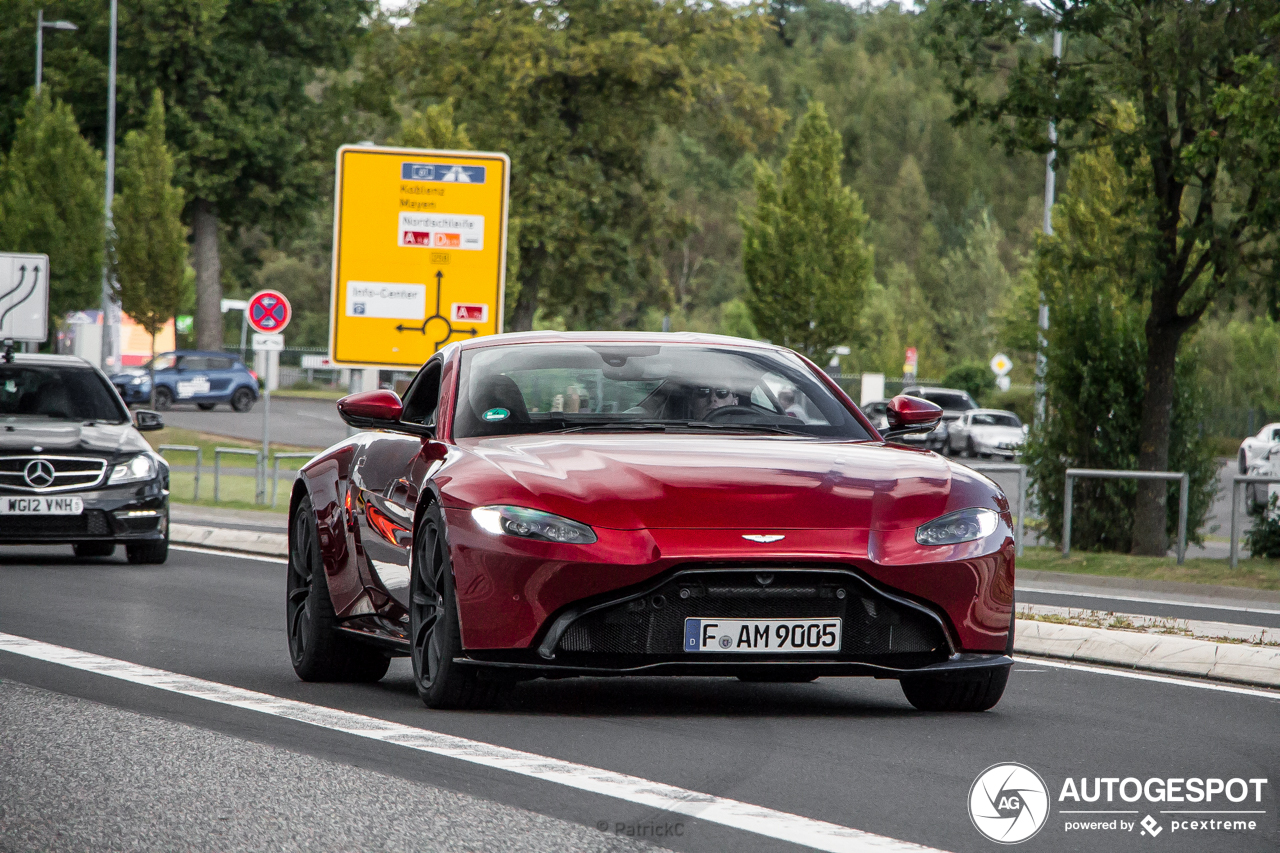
<box><xmin>860</xmin><ymin>399</ymin><xmax>890</xmax><ymax>432</ymax></box>
<box><xmin>0</xmin><ymin>353</ymin><xmax>170</xmax><ymax>563</ymax></box>
<box><xmin>946</xmin><ymin>409</ymin><xmax>1027</xmax><ymax>459</ymax></box>
<box><xmin>897</xmin><ymin>386</ymin><xmax>978</xmax><ymax>452</ymax></box>
<box><xmin>1238</xmin><ymin>423</ymin><xmax>1280</xmax><ymax>474</ymax></box>
<box><xmin>287</xmin><ymin>333</ymin><xmax>1015</xmax><ymax>712</ymax></box>
<box><xmin>111</xmin><ymin>350</ymin><xmax>259</xmax><ymax>412</ymax></box>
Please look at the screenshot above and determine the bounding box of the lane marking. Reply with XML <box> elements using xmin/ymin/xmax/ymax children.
<box><xmin>170</xmin><ymin>544</ymin><xmax>287</xmax><ymax>565</ymax></box>
<box><xmin>0</xmin><ymin>632</ymin><xmax>945</xmax><ymax>853</ymax></box>
<box><xmin>1017</xmin><ymin>656</ymin><xmax>1280</xmax><ymax>699</ymax></box>
<box><xmin>1018</xmin><ymin>586</ymin><xmax>1280</xmax><ymax>617</ymax></box>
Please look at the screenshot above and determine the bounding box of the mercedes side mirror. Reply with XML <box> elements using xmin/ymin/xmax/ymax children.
<box><xmin>883</xmin><ymin>395</ymin><xmax>943</xmax><ymax>439</ymax></box>
<box><xmin>336</xmin><ymin>390</ymin><xmax>434</xmax><ymax>436</ymax></box>
<box><xmin>133</xmin><ymin>409</ymin><xmax>164</xmax><ymax>432</ymax></box>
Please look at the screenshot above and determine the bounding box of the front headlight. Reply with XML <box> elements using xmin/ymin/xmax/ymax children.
<box><xmin>129</xmin><ymin>375</ymin><xmax>147</xmax><ymax>385</ymax></box>
<box><xmin>471</xmin><ymin>505</ymin><xmax>598</xmax><ymax>544</ymax></box>
<box><xmin>108</xmin><ymin>453</ymin><xmax>159</xmax><ymax>485</ymax></box>
<box><xmin>915</xmin><ymin>507</ymin><xmax>999</xmax><ymax>546</ymax></box>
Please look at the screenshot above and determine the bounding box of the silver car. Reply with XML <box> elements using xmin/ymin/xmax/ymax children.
<box><xmin>946</xmin><ymin>409</ymin><xmax>1026</xmax><ymax>459</ymax></box>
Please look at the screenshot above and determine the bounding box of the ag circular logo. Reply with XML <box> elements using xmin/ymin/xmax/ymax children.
<box><xmin>969</xmin><ymin>763</ymin><xmax>1050</xmax><ymax>844</ymax></box>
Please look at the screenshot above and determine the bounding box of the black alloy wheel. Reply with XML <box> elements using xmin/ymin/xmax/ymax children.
<box><xmin>410</xmin><ymin>504</ymin><xmax>506</xmax><ymax>709</ymax></box>
<box><xmin>73</xmin><ymin>541</ymin><xmax>115</xmax><ymax>559</ymax></box>
<box><xmin>197</xmin><ymin>402</ymin><xmax>217</xmax><ymax>411</ymax></box>
<box><xmin>153</xmin><ymin>387</ymin><xmax>174</xmax><ymax>411</ymax></box>
<box><xmin>287</xmin><ymin>495</ymin><xmax>389</xmax><ymax>682</ymax></box>
<box><xmin>231</xmin><ymin>387</ymin><xmax>255</xmax><ymax>413</ymax></box>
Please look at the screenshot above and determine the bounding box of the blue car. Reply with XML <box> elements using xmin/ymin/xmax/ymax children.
<box><xmin>111</xmin><ymin>350</ymin><xmax>259</xmax><ymax>412</ymax></box>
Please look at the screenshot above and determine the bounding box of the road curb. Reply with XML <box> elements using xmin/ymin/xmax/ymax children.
<box><xmin>1015</xmin><ymin>618</ymin><xmax>1280</xmax><ymax>689</ymax></box>
<box><xmin>171</xmin><ymin>523</ymin><xmax>287</xmax><ymax>557</ymax></box>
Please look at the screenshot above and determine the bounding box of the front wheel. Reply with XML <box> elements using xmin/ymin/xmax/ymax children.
<box><xmin>411</xmin><ymin>504</ymin><xmax>507</xmax><ymax>709</ymax></box>
<box><xmin>231</xmin><ymin>387</ymin><xmax>255</xmax><ymax>412</ymax></box>
<box><xmin>153</xmin><ymin>386</ymin><xmax>173</xmax><ymax>411</ymax></box>
<box><xmin>900</xmin><ymin>667</ymin><xmax>1009</xmax><ymax>712</ymax></box>
<box><xmin>287</xmin><ymin>495</ymin><xmax>390</xmax><ymax>682</ymax></box>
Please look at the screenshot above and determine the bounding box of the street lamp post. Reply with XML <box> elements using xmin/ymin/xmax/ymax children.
<box><xmin>99</xmin><ymin>0</ymin><xmax>119</xmax><ymax>372</ymax></box>
<box><xmin>35</xmin><ymin>10</ymin><xmax>78</xmax><ymax>94</ymax></box>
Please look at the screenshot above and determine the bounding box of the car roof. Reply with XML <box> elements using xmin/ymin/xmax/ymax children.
<box><xmin>5</xmin><ymin>353</ymin><xmax>96</xmax><ymax>368</ymax></box>
<box><xmin>456</xmin><ymin>330</ymin><xmax>784</xmax><ymax>352</ymax></box>
<box><xmin>968</xmin><ymin>408</ymin><xmax>1020</xmax><ymax>417</ymax></box>
<box><xmin>904</xmin><ymin>386</ymin><xmax>971</xmax><ymax>397</ymax></box>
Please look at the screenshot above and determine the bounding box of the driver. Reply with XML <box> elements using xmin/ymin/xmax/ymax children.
<box><xmin>690</xmin><ymin>385</ymin><xmax>738</xmax><ymax>420</ymax></box>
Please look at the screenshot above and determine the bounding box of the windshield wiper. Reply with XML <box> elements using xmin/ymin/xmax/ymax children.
<box><xmin>684</xmin><ymin>421</ymin><xmax>812</xmax><ymax>437</ymax></box>
<box><xmin>548</xmin><ymin>421</ymin><xmax>672</xmax><ymax>434</ymax></box>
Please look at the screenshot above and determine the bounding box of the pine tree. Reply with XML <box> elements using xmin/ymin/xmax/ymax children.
<box><xmin>742</xmin><ymin>101</ymin><xmax>873</xmax><ymax>358</ymax></box>
<box><xmin>114</xmin><ymin>91</ymin><xmax>186</xmax><ymax>407</ymax></box>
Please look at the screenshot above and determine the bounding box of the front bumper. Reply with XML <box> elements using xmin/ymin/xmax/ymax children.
<box><xmin>0</xmin><ymin>480</ymin><xmax>169</xmax><ymax>544</ymax></box>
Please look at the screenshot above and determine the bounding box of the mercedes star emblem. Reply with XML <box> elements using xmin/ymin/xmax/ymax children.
<box><xmin>23</xmin><ymin>459</ymin><xmax>56</xmax><ymax>489</ymax></box>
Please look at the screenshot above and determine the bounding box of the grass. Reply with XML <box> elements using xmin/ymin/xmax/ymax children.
<box><xmin>1018</xmin><ymin>546</ymin><xmax>1280</xmax><ymax>591</ymax></box>
<box><xmin>270</xmin><ymin>387</ymin><xmax>347</xmax><ymax>401</ymax></box>
<box><xmin>145</xmin><ymin>426</ymin><xmax>315</xmax><ymax>513</ymax></box>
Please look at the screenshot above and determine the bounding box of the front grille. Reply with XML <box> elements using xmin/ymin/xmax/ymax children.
<box><xmin>0</xmin><ymin>509</ymin><xmax>112</xmax><ymax>538</ymax></box>
<box><xmin>0</xmin><ymin>456</ymin><xmax>108</xmax><ymax>493</ymax></box>
<box><xmin>556</xmin><ymin>569</ymin><xmax>947</xmax><ymax>658</ymax></box>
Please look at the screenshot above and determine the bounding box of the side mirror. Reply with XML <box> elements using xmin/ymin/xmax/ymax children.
<box><xmin>133</xmin><ymin>409</ymin><xmax>164</xmax><ymax>432</ymax></box>
<box><xmin>336</xmin><ymin>390</ymin><xmax>433</xmax><ymax>436</ymax></box>
<box><xmin>883</xmin><ymin>395</ymin><xmax>942</xmax><ymax>439</ymax></box>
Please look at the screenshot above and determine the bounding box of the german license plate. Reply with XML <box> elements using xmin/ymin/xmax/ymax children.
<box><xmin>684</xmin><ymin>618</ymin><xmax>841</xmax><ymax>653</ymax></box>
<box><xmin>0</xmin><ymin>496</ymin><xmax>84</xmax><ymax>515</ymax></box>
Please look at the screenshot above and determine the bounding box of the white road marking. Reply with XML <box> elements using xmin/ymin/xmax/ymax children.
<box><xmin>170</xmin><ymin>544</ymin><xmax>287</xmax><ymax>565</ymax></box>
<box><xmin>1018</xmin><ymin>656</ymin><xmax>1280</xmax><ymax>699</ymax></box>
<box><xmin>1018</xmin><ymin>586</ymin><xmax>1280</xmax><ymax>616</ymax></box>
<box><xmin>0</xmin><ymin>632</ymin><xmax>946</xmax><ymax>853</ymax></box>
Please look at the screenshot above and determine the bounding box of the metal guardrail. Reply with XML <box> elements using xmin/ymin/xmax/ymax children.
<box><xmin>1229</xmin><ymin>475</ymin><xmax>1280</xmax><ymax>568</ymax></box>
<box><xmin>1063</xmin><ymin>468</ymin><xmax>1189</xmax><ymax>564</ymax></box>
<box><xmin>965</xmin><ymin>463</ymin><xmax>1028</xmax><ymax>557</ymax></box>
<box><xmin>270</xmin><ymin>452</ymin><xmax>315</xmax><ymax>508</ymax></box>
<box><xmin>157</xmin><ymin>444</ymin><xmax>202</xmax><ymax>501</ymax></box>
<box><xmin>213</xmin><ymin>447</ymin><xmax>262</xmax><ymax>503</ymax></box>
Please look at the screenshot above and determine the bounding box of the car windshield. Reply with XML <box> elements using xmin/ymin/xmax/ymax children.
<box><xmin>920</xmin><ymin>391</ymin><xmax>974</xmax><ymax>411</ymax></box>
<box><xmin>971</xmin><ymin>413</ymin><xmax>1021</xmax><ymax>428</ymax></box>
<box><xmin>0</xmin><ymin>364</ymin><xmax>128</xmax><ymax>423</ymax></box>
<box><xmin>145</xmin><ymin>354</ymin><xmax>178</xmax><ymax>371</ymax></box>
<box><xmin>454</xmin><ymin>343</ymin><xmax>873</xmax><ymax>440</ymax></box>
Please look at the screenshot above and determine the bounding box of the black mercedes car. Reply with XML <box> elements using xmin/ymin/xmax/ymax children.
<box><xmin>0</xmin><ymin>353</ymin><xmax>170</xmax><ymax>563</ymax></box>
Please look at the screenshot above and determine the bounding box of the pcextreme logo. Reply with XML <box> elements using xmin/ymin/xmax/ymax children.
<box><xmin>968</xmin><ymin>763</ymin><xmax>1051</xmax><ymax>844</ymax></box>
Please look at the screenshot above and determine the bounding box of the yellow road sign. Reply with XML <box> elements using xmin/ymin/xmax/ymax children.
<box><xmin>328</xmin><ymin>145</ymin><xmax>510</xmax><ymax>367</ymax></box>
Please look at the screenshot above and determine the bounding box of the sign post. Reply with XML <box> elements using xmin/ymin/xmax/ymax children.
<box><xmin>328</xmin><ymin>146</ymin><xmax>510</xmax><ymax>369</ymax></box>
<box><xmin>990</xmin><ymin>352</ymin><xmax>1014</xmax><ymax>393</ymax></box>
<box><xmin>247</xmin><ymin>290</ymin><xmax>291</xmax><ymax>504</ymax></box>
<box><xmin>902</xmin><ymin>347</ymin><xmax>918</xmax><ymax>385</ymax></box>
<box><xmin>0</xmin><ymin>252</ymin><xmax>50</xmax><ymax>356</ymax></box>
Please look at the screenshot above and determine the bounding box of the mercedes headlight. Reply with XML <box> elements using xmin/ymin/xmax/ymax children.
<box><xmin>471</xmin><ymin>505</ymin><xmax>597</xmax><ymax>544</ymax></box>
<box><xmin>108</xmin><ymin>453</ymin><xmax>159</xmax><ymax>485</ymax></box>
<box><xmin>915</xmin><ymin>507</ymin><xmax>999</xmax><ymax>546</ymax></box>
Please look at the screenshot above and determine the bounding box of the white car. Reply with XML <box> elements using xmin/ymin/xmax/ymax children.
<box><xmin>946</xmin><ymin>409</ymin><xmax>1027</xmax><ymax>459</ymax></box>
<box><xmin>1238</xmin><ymin>423</ymin><xmax>1280</xmax><ymax>474</ymax></box>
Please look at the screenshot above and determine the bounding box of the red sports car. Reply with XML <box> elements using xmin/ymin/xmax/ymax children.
<box><xmin>287</xmin><ymin>332</ymin><xmax>1015</xmax><ymax>711</ymax></box>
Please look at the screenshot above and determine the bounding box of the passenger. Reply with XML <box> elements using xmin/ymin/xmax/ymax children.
<box><xmin>777</xmin><ymin>388</ymin><xmax>808</xmax><ymax>422</ymax></box>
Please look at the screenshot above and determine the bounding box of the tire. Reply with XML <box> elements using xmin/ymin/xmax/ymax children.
<box><xmin>410</xmin><ymin>504</ymin><xmax>507</xmax><ymax>709</ymax></box>
<box><xmin>966</xmin><ymin>437</ymin><xmax>977</xmax><ymax>459</ymax></box>
<box><xmin>197</xmin><ymin>402</ymin><xmax>217</xmax><ymax>411</ymax></box>
<box><xmin>1239</xmin><ymin>451</ymin><xmax>1248</xmax><ymax>475</ymax></box>
<box><xmin>73</xmin><ymin>541</ymin><xmax>115</xmax><ymax>558</ymax></box>
<box><xmin>287</xmin><ymin>495</ymin><xmax>390</xmax><ymax>682</ymax></box>
<box><xmin>153</xmin><ymin>386</ymin><xmax>173</xmax><ymax>411</ymax></box>
<box><xmin>900</xmin><ymin>666</ymin><xmax>1010</xmax><ymax>712</ymax></box>
<box><xmin>231</xmin><ymin>387</ymin><xmax>255</xmax><ymax>413</ymax></box>
<box><xmin>126</xmin><ymin>537</ymin><xmax>169</xmax><ymax>564</ymax></box>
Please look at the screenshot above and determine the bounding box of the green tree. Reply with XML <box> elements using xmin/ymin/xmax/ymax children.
<box><xmin>114</xmin><ymin>91</ymin><xmax>186</xmax><ymax>406</ymax></box>
<box><xmin>0</xmin><ymin>89</ymin><xmax>104</xmax><ymax>330</ymax></box>
<box><xmin>382</xmin><ymin>0</ymin><xmax>779</xmax><ymax>332</ymax></box>
<box><xmin>931</xmin><ymin>0</ymin><xmax>1280</xmax><ymax>554</ymax></box>
<box><xmin>1015</xmin><ymin>148</ymin><xmax>1216</xmax><ymax>552</ymax></box>
<box><xmin>742</xmin><ymin>101</ymin><xmax>873</xmax><ymax>358</ymax></box>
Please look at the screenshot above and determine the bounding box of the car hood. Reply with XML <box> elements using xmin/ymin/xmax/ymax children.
<box><xmin>449</xmin><ymin>434</ymin><xmax>959</xmax><ymax>531</ymax></box>
<box><xmin>0</xmin><ymin>420</ymin><xmax>150</xmax><ymax>459</ymax></box>
<box><xmin>969</xmin><ymin>426</ymin><xmax>1025</xmax><ymax>443</ymax></box>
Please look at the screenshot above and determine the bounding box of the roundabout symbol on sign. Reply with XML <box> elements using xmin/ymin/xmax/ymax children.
<box><xmin>246</xmin><ymin>289</ymin><xmax>291</xmax><ymax>335</ymax></box>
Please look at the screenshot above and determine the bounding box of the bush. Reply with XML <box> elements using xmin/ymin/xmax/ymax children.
<box><xmin>941</xmin><ymin>363</ymin><xmax>996</xmax><ymax>402</ymax></box>
<box><xmin>1245</xmin><ymin>496</ymin><xmax>1280</xmax><ymax>558</ymax></box>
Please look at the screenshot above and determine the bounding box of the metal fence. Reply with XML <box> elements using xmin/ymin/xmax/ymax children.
<box><xmin>157</xmin><ymin>444</ymin><xmax>202</xmax><ymax>501</ymax></box>
<box><xmin>1063</xmin><ymin>468</ymin><xmax>1189</xmax><ymax>564</ymax></box>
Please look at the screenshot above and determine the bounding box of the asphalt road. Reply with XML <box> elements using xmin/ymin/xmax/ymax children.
<box><xmin>159</xmin><ymin>395</ymin><xmax>348</xmax><ymax>448</ymax></box>
<box><xmin>0</xmin><ymin>544</ymin><xmax>1276</xmax><ymax>853</ymax></box>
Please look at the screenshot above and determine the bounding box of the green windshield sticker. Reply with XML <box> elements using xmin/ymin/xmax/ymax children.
<box><xmin>482</xmin><ymin>407</ymin><xmax>509</xmax><ymax>422</ymax></box>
